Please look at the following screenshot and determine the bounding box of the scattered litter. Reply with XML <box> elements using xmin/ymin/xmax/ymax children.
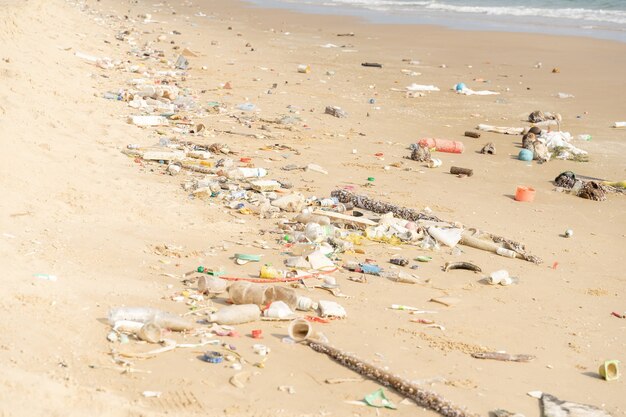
<box><xmin>278</xmin><ymin>385</ymin><xmax>296</xmax><ymax>394</ymax></box>
<box><xmin>325</xmin><ymin>106</ymin><xmax>348</xmax><ymax>118</ymax></box>
<box><xmin>531</xmin><ymin>392</ymin><xmax>613</xmax><ymax>417</ymax></box>
<box><xmin>429</xmin><ymin>296</ymin><xmax>460</xmax><ymax>307</ymax></box>
<box><xmin>480</xmin><ymin>142</ymin><xmax>496</xmax><ymax>155</ymax></box>
<box><xmin>33</xmin><ymin>273</ymin><xmax>58</xmax><ymax>281</ymax></box>
<box><xmin>477</xmin><ymin>124</ymin><xmax>524</xmax><ymax>135</ymax></box>
<box><xmin>406</xmin><ymin>83</ymin><xmax>439</xmax><ymax>92</ymax></box>
<box><xmin>364</xmin><ymin>388</ymin><xmax>397</xmax><ymax>409</ymax></box>
<box><xmin>325</xmin><ymin>377</ymin><xmax>365</xmax><ymax>384</ymax></box>
<box><xmin>444</xmin><ymin>262</ymin><xmax>481</xmax><ymax>273</ymax></box>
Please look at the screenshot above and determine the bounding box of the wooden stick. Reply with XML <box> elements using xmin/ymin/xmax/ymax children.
<box><xmin>450</xmin><ymin>166</ymin><xmax>473</xmax><ymax>177</ymax></box>
<box><xmin>307</xmin><ymin>341</ymin><xmax>478</xmax><ymax>417</ymax></box>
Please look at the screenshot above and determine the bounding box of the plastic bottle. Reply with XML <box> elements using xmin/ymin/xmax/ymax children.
<box><xmin>238</xmin><ymin>167</ymin><xmax>267</xmax><ymax>178</ymax></box>
<box><xmin>296</xmin><ymin>296</ymin><xmax>317</xmax><ymax>311</ymax></box>
<box><xmin>208</xmin><ymin>304</ymin><xmax>260</xmax><ymax>325</ymax></box>
<box><xmin>418</xmin><ymin>138</ymin><xmax>464</xmax><ymax>154</ymax></box>
<box><xmin>294</xmin><ymin>212</ymin><xmax>331</xmax><ymax>226</ymax></box>
<box><xmin>271</xmin><ymin>193</ymin><xmax>305</xmax><ymax>212</ymax></box>
<box><xmin>108</xmin><ymin>307</ymin><xmax>194</xmax><ymax>331</ymax></box>
<box><xmin>228</xmin><ymin>281</ymin><xmax>298</xmax><ymax>309</ymax></box>
<box><xmin>576</xmin><ymin>134</ymin><xmax>592</xmax><ymax>141</ymax></box>
<box><xmin>496</xmin><ymin>247</ymin><xmax>517</xmax><ymax>258</ymax></box>
<box><xmin>128</xmin><ymin>115</ymin><xmax>168</xmax><ymax>126</ymax></box>
<box><xmin>103</xmin><ymin>92</ymin><xmax>120</xmax><ymax>100</ymax></box>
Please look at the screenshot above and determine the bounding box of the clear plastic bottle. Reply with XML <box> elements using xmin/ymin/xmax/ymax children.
<box><xmin>294</xmin><ymin>212</ymin><xmax>331</xmax><ymax>226</ymax></box>
<box><xmin>208</xmin><ymin>304</ymin><xmax>260</xmax><ymax>325</ymax></box>
<box><xmin>108</xmin><ymin>307</ymin><xmax>194</xmax><ymax>331</ymax></box>
<box><xmin>228</xmin><ymin>282</ymin><xmax>298</xmax><ymax>310</ymax></box>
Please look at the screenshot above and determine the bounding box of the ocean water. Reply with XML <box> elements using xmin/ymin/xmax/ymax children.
<box><xmin>247</xmin><ymin>0</ymin><xmax>626</xmax><ymax>42</ymax></box>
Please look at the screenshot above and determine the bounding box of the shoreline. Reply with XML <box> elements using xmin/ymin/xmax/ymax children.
<box><xmin>1</xmin><ymin>0</ymin><xmax>625</xmax><ymax>415</ymax></box>
<box><xmin>244</xmin><ymin>0</ymin><xmax>626</xmax><ymax>43</ymax></box>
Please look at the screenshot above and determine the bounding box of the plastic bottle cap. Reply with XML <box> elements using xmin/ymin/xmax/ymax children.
<box><xmin>367</xmin><ymin>177</ymin><xmax>375</xmax><ymax>182</ymax></box>
<box><xmin>202</xmin><ymin>351</ymin><xmax>223</xmax><ymax>363</ymax></box>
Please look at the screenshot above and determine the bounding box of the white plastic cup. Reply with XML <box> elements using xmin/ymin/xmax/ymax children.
<box><xmin>489</xmin><ymin>270</ymin><xmax>509</xmax><ymax>285</ymax></box>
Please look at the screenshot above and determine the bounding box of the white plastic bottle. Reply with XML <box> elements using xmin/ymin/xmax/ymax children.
<box><xmin>208</xmin><ymin>304</ymin><xmax>261</xmax><ymax>325</ymax></box>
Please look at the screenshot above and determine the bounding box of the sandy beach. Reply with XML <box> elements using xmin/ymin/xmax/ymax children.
<box><xmin>0</xmin><ymin>0</ymin><xmax>625</xmax><ymax>416</ymax></box>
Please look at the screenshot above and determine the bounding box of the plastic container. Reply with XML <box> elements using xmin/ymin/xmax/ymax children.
<box><xmin>428</xmin><ymin>158</ymin><xmax>442</xmax><ymax>168</ymax></box>
<box><xmin>518</xmin><ymin>149</ymin><xmax>534</xmax><ymax>161</ymax></box>
<box><xmin>108</xmin><ymin>307</ymin><xmax>194</xmax><ymax>331</ymax></box>
<box><xmin>137</xmin><ymin>322</ymin><xmax>163</xmax><ymax>343</ymax></box>
<box><xmin>208</xmin><ymin>304</ymin><xmax>261</xmax><ymax>325</ymax></box>
<box><xmin>228</xmin><ymin>282</ymin><xmax>298</xmax><ymax>310</ymax></box>
<box><xmin>515</xmin><ymin>186</ymin><xmax>535</xmax><ymax>202</ymax></box>
<box><xmin>418</xmin><ymin>138</ymin><xmax>464</xmax><ymax>154</ymax></box>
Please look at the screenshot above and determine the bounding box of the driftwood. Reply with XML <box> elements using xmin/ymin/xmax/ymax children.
<box><xmin>308</xmin><ymin>341</ymin><xmax>478</xmax><ymax>417</ymax></box>
<box><xmin>450</xmin><ymin>166</ymin><xmax>473</xmax><ymax>177</ymax></box>
<box><xmin>464</xmin><ymin>131</ymin><xmax>481</xmax><ymax>138</ymax></box>
<box><xmin>361</xmin><ymin>62</ymin><xmax>382</xmax><ymax>68</ymax></box>
<box><xmin>331</xmin><ymin>190</ymin><xmax>541</xmax><ymax>263</ymax></box>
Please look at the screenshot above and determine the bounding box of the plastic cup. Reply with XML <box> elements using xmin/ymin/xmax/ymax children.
<box><xmin>251</xmin><ymin>329</ymin><xmax>263</xmax><ymax>339</ymax></box>
<box><xmin>515</xmin><ymin>186</ymin><xmax>535</xmax><ymax>202</ymax></box>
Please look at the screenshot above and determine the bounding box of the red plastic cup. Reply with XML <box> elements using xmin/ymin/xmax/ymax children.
<box><xmin>515</xmin><ymin>186</ymin><xmax>536</xmax><ymax>202</ymax></box>
<box><xmin>251</xmin><ymin>329</ymin><xmax>263</xmax><ymax>339</ymax></box>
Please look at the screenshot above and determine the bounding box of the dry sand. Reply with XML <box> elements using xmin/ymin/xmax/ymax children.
<box><xmin>0</xmin><ymin>0</ymin><xmax>625</xmax><ymax>416</ymax></box>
